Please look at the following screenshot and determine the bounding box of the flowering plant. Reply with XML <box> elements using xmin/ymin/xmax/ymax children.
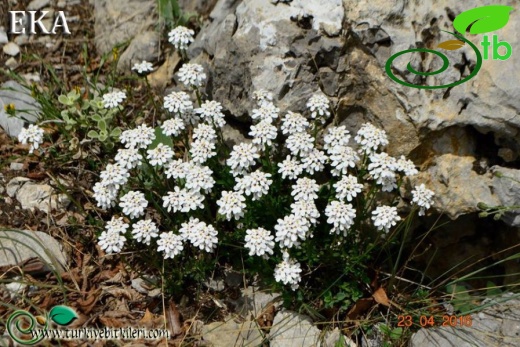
<box><xmin>87</xmin><ymin>27</ymin><xmax>435</xmax><ymax>306</ymax></box>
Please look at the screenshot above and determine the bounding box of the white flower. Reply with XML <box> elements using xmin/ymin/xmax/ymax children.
<box><xmin>147</xmin><ymin>143</ymin><xmax>174</xmax><ymax>167</ymax></box>
<box><xmin>281</xmin><ymin>111</ymin><xmax>309</xmax><ymax>135</ymax></box>
<box><xmin>188</xmin><ymin>221</ymin><xmax>218</xmax><ymax>253</ymax></box>
<box><xmin>195</xmin><ymin>100</ymin><xmax>226</xmax><ymax>127</ymax></box>
<box><xmin>301</xmin><ymin>148</ymin><xmax>327</xmax><ymax>175</ymax></box>
<box><xmin>193</xmin><ymin>123</ymin><xmax>217</xmax><ymax>143</ymax></box>
<box><xmin>179</xmin><ymin>217</ymin><xmax>203</xmax><ymax>241</ymax></box>
<box><xmin>277</xmin><ymin>155</ymin><xmax>303</xmax><ymax>180</ymax></box>
<box><xmin>161</xmin><ymin>118</ymin><xmax>185</xmax><ymax>137</ymax></box>
<box><xmin>306</xmin><ymin>93</ymin><xmax>330</xmax><ymax>122</ymax></box>
<box><xmin>252</xmin><ymin>89</ymin><xmax>273</xmax><ymax>106</ymax></box>
<box><xmin>274</xmin><ymin>214</ymin><xmax>310</xmax><ymax>249</ymax></box>
<box><xmin>249</xmin><ymin>119</ymin><xmax>277</xmax><ymax>147</ymax></box>
<box><xmin>18</xmin><ymin>125</ymin><xmax>45</xmax><ymax>154</ymax></box>
<box><xmin>292</xmin><ymin>177</ymin><xmax>320</xmax><ymax>202</ymax></box>
<box><xmin>93</xmin><ymin>181</ymin><xmax>119</xmax><ymax>209</ymax></box>
<box><xmin>251</xmin><ymin>102</ymin><xmax>279</xmax><ymax>123</ymax></box>
<box><xmin>131</xmin><ymin>219</ymin><xmax>159</xmax><ymax>245</ymax></box>
<box><xmin>165</xmin><ymin>159</ymin><xmax>186</xmax><ymax>180</ymax></box>
<box><xmin>217</xmin><ymin>190</ymin><xmax>247</xmax><ymax>220</ymax></box>
<box><xmin>115</xmin><ymin>147</ymin><xmax>143</xmax><ymax>169</ymax></box>
<box><xmin>329</xmin><ymin>146</ymin><xmax>359</xmax><ymax>176</ymax></box>
<box><xmin>325</xmin><ymin>201</ymin><xmax>356</xmax><ymax>236</ymax></box>
<box><xmin>162</xmin><ymin>187</ymin><xmax>204</xmax><ymax>213</ymax></box>
<box><xmin>286</xmin><ymin>132</ymin><xmax>314</xmax><ymax>156</ymax></box>
<box><xmin>132</xmin><ymin>60</ymin><xmax>154</xmax><ymax>74</ymax></box>
<box><xmin>119</xmin><ymin>191</ymin><xmax>148</xmax><ymax>219</ymax></box>
<box><xmin>190</xmin><ymin>139</ymin><xmax>216</xmax><ymax>164</ymax></box>
<box><xmin>396</xmin><ymin>156</ymin><xmax>418</xmax><ymax>176</ymax></box>
<box><xmin>274</xmin><ymin>251</ymin><xmax>302</xmax><ymax>290</ymax></box>
<box><xmin>98</xmin><ymin>229</ymin><xmax>126</xmax><ymax>254</ymax></box>
<box><xmin>103</xmin><ymin>90</ymin><xmax>126</xmax><ymax>109</ymax></box>
<box><xmin>105</xmin><ymin>216</ymin><xmax>130</xmax><ymax>234</ymax></box>
<box><xmin>412</xmin><ymin>184</ymin><xmax>435</xmax><ymax>216</ymax></box>
<box><xmin>185</xmin><ymin>164</ymin><xmax>215</xmax><ymax>193</ymax></box>
<box><xmin>157</xmin><ymin>232</ymin><xmax>184</xmax><ymax>259</ymax></box>
<box><xmin>120</xmin><ymin>124</ymin><xmax>155</xmax><ymax>149</ymax></box>
<box><xmin>177</xmin><ymin>63</ymin><xmax>206</xmax><ymax>88</ymax></box>
<box><xmin>245</xmin><ymin>228</ymin><xmax>275</xmax><ymax>256</ymax></box>
<box><xmin>227</xmin><ymin>142</ymin><xmax>260</xmax><ymax>176</ymax></box>
<box><xmin>234</xmin><ymin>170</ymin><xmax>272</xmax><ymax>200</ymax></box>
<box><xmin>354</xmin><ymin>123</ymin><xmax>389</xmax><ymax>153</ymax></box>
<box><xmin>368</xmin><ymin>152</ymin><xmax>397</xmax><ymax>180</ymax></box>
<box><xmin>168</xmin><ymin>25</ymin><xmax>195</xmax><ymax>50</ymax></box>
<box><xmin>371</xmin><ymin>205</ymin><xmax>401</xmax><ymax>232</ymax></box>
<box><xmin>334</xmin><ymin>175</ymin><xmax>363</xmax><ymax>201</ymax></box>
<box><xmin>100</xmin><ymin>163</ymin><xmax>129</xmax><ymax>188</ymax></box>
<box><xmin>324</xmin><ymin>126</ymin><xmax>351</xmax><ymax>153</ymax></box>
<box><xmin>164</xmin><ymin>91</ymin><xmax>193</xmax><ymax>115</ymax></box>
<box><xmin>379</xmin><ymin>174</ymin><xmax>397</xmax><ymax>192</ymax></box>
<box><xmin>291</xmin><ymin>200</ymin><xmax>320</xmax><ymax>226</ymax></box>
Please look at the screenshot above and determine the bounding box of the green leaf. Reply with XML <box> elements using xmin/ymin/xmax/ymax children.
<box><xmin>110</xmin><ymin>127</ymin><xmax>122</xmax><ymax>138</ymax></box>
<box><xmin>58</xmin><ymin>95</ymin><xmax>70</xmax><ymax>105</ymax></box>
<box><xmin>453</xmin><ymin>5</ymin><xmax>513</xmax><ymax>35</ymax></box>
<box><xmin>87</xmin><ymin>130</ymin><xmax>99</xmax><ymax>139</ymax></box>
<box><xmin>148</xmin><ymin>126</ymin><xmax>174</xmax><ymax>150</ymax></box>
<box><xmin>98</xmin><ymin>120</ymin><xmax>107</xmax><ymax>132</ymax></box>
<box><xmin>486</xmin><ymin>281</ymin><xmax>502</xmax><ymax>297</ymax></box>
<box><xmin>91</xmin><ymin>114</ymin><xmax>102</xmax><ymax>122</ymax></box>
<box><xmin>390</xmin><ymin>327</ymin><xmax>403</xmax><ymax>340</ymax></box>
<box><xmin>99</xmin><ymin>130</ymin><xmax>108</xmax><ymax>141</ymax></box>
<box><xmin>49</xmin><ymin>306</ymin><xmax>78</xmax><ymax>326</ymax></box>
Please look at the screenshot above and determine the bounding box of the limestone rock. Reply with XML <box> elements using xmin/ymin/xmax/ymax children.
<box><xmin>3</xmin><ymin>42</ymin><xmax>20</xmax><ymax>56</ymax></box>
<box><xmin>27</xmin><ymin>0</ymin><xmax>51</xmax><ymax>10</ymax></box>
<box><xmin>6</xmin><ymin>177</ymin><xmax>71</xmax><ymax>213</ymax></box>
<box><xmin>118</xmin><ymin>31</ymin><xmax>160</xmax><ymax>72</ymax></box>
<box><xmin>202</xmin><ymin>317</ymin><xmax>264</xmax><ymax>347</ymax></box>
<box><xmin>0</xmin><ymin>81</ymin><xmax>40</xmax><ymax>137</ymax></box>
<box><xmin>94</xmin><ymin>0</ymin><xmax>157</xmax><ymax>55</ymax></box>
<box><xmin>0</xmin><ymin>229</ymin><xmax>67</xmax><ymax>272</ymax></box>
<box><xmin>270</xmin><ymin>310</ymin><xmax>321</xmax><ymax>347</ymax></box>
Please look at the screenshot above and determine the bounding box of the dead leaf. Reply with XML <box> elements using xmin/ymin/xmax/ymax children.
<box><xmin>437</xmin><ymin>39</ymin><xmax>465</xmax><ymax>50</ymax></box>
<box><xmin>77</xmin><ymin>289</ymin><xmax>100</xmax><ymax>314</ymax></box>
<box><xmin>166</xmin><ymin>300</ymin><xmax>183</xmax><ymax>336</ymax></box>
<box><xmin>372</xmin><ymin>287</ymin><xmax>391</xmax><ymax>307</ymax></box>
<box><xmin>346</xmin><ymin>297</ymin><xmax>374</xmax><ymax>320</ymax></box>
<box><xmin>256</xmin><ymin>302</ymin><xmax>276</xmax><ymax>331</ymax></box>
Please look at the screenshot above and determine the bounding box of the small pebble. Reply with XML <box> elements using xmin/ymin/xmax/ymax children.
<box><xmin>5</xmin><ymin>57</ymin><xmax>18</xmax><ymax>69</ymax></box>
<box><xmin>10</xmin><ymin>162</ymin><xmax>24</xmax><ymax>171</ymax></box>
<box><xmin>14</xmin><ymin>35</ymin><xmax>29</xmax><ymax>46</ymax></box>
<box><xmin>3</xmin><ymin>42</ymin><xmax>20</xmax><ymax>56</ymax></box>
<box><xmin>0</xmin><ymin>28</ymin><xmax>8</xmax><ymax>44</ymax></box>
<box><xmin>27</xmin><ymin>0</ymin><xmax>51</xmax><ymax>11</ymax></box>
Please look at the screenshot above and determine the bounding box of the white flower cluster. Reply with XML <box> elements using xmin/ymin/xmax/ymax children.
<box><xmin>103</xmin><ymin>90</ymin><xmax>126</xmax><ymax>109</ymax></box>
<box><xmin>132</xmin><ymin>60</ymin><xmax>154</xmax><ymax>74</ymax></box>
<box><xmin>18</xmin><ymin>124</ymin><xmax>45</xmax><ymax>154</ymax></box>
<box><xmin>168</xmin><ymin>26</ymin><xmax>194</xmax><ymax>50</ymax></box>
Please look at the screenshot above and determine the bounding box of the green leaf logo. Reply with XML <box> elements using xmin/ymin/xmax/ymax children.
<box><xmin>453</xmin><ymin>5</ymin><xmax>513</xmax><ymax>35</ymax></box>
<box><xmin>49</xmin><ymin>306</ymin><xmax>78</xmax><ymax>326</ymax></box>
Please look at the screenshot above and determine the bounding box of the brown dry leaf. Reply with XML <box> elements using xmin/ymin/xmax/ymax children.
<box><xmin>346</xmin><ymin>297</ymin><xmax>374</xmax><ymax>320</ymax></box>
<box><xmin>437</xmin><ymin>39</ymin><xmax>465</xmax><ymax>50</ymax></box>
<box><xmin>99</xmin><ymin>310</ymin><xmax>136</xmax><ymax>328</ymax></box>
<box><xmin>166</xmin><ymin>300</ymin><xmax>183</xmax><ymax>336</ymax></box>
<box><xmin>256</xmin><ymin>302</ymin><xmax>276</xmax><ymax>331</ymax></box>
<box><xmin>77</xmin><ymin>289</ymin><xmax>100</xmax><ymax>314</ymax></box>
<box><xmin>138</xmin><ymin>309</ymin><xmax>155</xmax><ymax>329</ymax></box>
<box><xmin>372</xmin><ymin>287</ymin><xmax>391</xmax><ymax>307</ymax></box>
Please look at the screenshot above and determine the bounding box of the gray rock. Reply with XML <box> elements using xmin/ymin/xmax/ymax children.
<box><xmin>490</xmin><ymin>166</ymin><xmax>520</xmax><ymax>226</ymax></box>
<box><xmin>0</xmin><ymin>229</ymin><xmax>67</xmax><ymax>272</ymax></box>
<box><xmin>322</xmin><ymin>328</ymin><xmax>358</xmax><ymax>347</ymax></box>
<box><xmin>410</xmin><ymin>294</ymin><xmax>520</xmax><ymax>347</ymax></box>
<box><xmin>269</xmin><ymin>310</ymin><xmax>321</xmax><ymax>347</ymax></box>
<box><xmin>202</xmin><ymin>317</ymin><xmax>264</xmax><ymax>347</ymax></box>
<box><xmin>0</xmin><ymin>27</ymin><xmax>7</xmax><ymax>44</ymax></box>
<box><xmin>118</xmin><ymin>31</ymin><xmax>160</xmax><ymax>71</ymax></box>
<box><xmin>5</xmin><ymin>278</ymin><xmax>27</xmax><ymax>298</ymax></box>
<box><xmin>9</xmin><ymin>162</ymin><xmax>24</xmax><ymax>171</ymax></box>
<box><xmin>6</xmin><ymin>177</ymin><xmax>71</xmax><ymax>213</ymax></box>
<box><xmin>94</xmin><ymin>0</ymin><xmax>157</xmax><ymax>55</ymax></box>
<box><xmin>3</xmin><ymin>42</ymin><xmax>20</xmax><ymax>56</ymax></box>
<box><xmin>236</xmin><ymin>286</ymin><xmax>281</xmax><ymax>318</ymax></box>
<box><xmin>5</xmin><ymin>57</ymin><xmax>18</xmax><ymax>69</ymax></box>
<box><xmin>0</xmin><ymin>81</ymin><xmax>40</xmax><ymax>137</ymax></box>
<box><xmin>27</xmin><ymin>0</ymin><xmax>51</xmax><ymax>10</ymax></box>
<box><xmin>14</xmin><ymin>35</ymin><xmax>30</xmax><ymax>46</ymax></box>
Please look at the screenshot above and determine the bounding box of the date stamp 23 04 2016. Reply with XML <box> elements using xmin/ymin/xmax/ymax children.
<box><xmin>397</xmin><ymin>315</ymin><xmax>473</xmax><ymax>328</ymax></box>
